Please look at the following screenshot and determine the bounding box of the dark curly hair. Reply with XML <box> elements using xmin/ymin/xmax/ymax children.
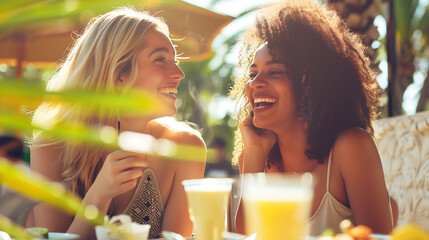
<box><xmin>230</xmin><ymin>0</ymin><xmax>381</xmax><ymax>166</ymax></box>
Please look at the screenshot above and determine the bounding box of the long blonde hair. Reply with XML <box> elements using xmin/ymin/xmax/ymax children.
<box><xmin>32</xmin><ymin>8</ymin><xmax>168</xmax><ymax>197</ymax></box>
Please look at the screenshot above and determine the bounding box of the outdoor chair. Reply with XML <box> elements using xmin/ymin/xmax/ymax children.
<box><xmin>0</xmin><ymin>190</ymin><xmax>37</xmax><ymax>226</ymax></box>
<box><xmin>374</xmin><ymin>111</ymin><xmax>429</xmax><ymax>230</ymax></box>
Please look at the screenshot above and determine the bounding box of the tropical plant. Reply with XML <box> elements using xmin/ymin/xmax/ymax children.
<box><xmin>178</xmin><ymin>55</ymin><xmax>238</xmax><ymax>160</ymax></box>
<box><xmin>0</xmin><ymin>158</ymin><xmax>149</xmax><ymax>240</ymax></box>
<box><xmin>0</xmin><ymin>84</ymin><xmax>207</xmax><ymax>161</ymax></box>
<box><xmin>412</xmin><ymin>1</ymin><xmax>429</xmax><ymax>111</ymax></box>
<box><xmin>325</xmin><ymin>0</ymin><xmax>429</xmax><ymax>115</ymax></box>
<box><xmin>325</xmin><ymin>0</ymin><xmax>382</xmax><ymax>73</ymax></box>
<box><xmin>0</xmin><ymin>159</ymin><xmax>103</xmax><ymax>240</ymax></box>
<box><xmin>0</xmin><ymin>214</ymin><xmax>34</xmax><ymax>240</ymax></box>
<box><xmin>0</xmin><ymin>0</ymin><xmax>235</xmax><ymax>159</ymax></box>
<box><xmin>176</xmin><ymin>3</ymin><xmax>257</xmax><ymax>160</ymax></box>
<box><xmin>387</xmin><ymin>0</ymin><xmax>429</xmax><ymax>114</ymax></box>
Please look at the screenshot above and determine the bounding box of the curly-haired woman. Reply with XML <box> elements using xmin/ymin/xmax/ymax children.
<box><xmin>230</xmin><ymin>0</ymin><xmax>393</xmax><ymax>235</ymax></box>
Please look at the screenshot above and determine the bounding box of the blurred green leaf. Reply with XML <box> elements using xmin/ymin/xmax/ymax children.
<box><xmin>0</xmin><ymin>110</ymin><xmax>118</xmax><ymax>147</ymax></box>
<box><xmin>117</xmin><ymin>130</ymin><xmax>208</xmax><ymax>162</ymax></box>
<box><xmin>0</xmin><ymin>111</ymin><xmax>206</xmax><ymax>162</ymax></box>
<box><xmin>0</xmin><ymin>80</ymin><xmax>166</xmax><ymax>116</ymax></box>
<box><xmin>0</xmin><ymin>215</ymin><xmax>35</xmax><ymax>240</ymax></box>
<box><xmin>0</xmin><ymin>159</ymin><xmax>105</xmax><ymax>225</ymax></box>
<box><xmin>154</xmin><ymin>142</ymin><xmax>207</xmax><ymax>162</ymax></box>
<box><xmin>0</xmin><ymin>160</ymin><xmax>136</xmax><ymax>240</ymax></box>
<box><xmin>395</xmin><ymin>0</ymin><xmax>419</xmax><ymax>43</ymax></box>
<box><xmin>416</xmin><ymin>5</ymin><xmax>429</xmax><ymax>39</ymax></box>
<box><xmin>320</xmin><ymin>228</ymin><xmax>336</xmax><ymax>236</ymax></box>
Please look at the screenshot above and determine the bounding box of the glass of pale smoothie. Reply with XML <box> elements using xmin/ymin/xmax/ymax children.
<box><xmin>182</xmin><ymin>178</ymin><xmax>234</xmax><ymax>240</ymax></box>
<box><xmin>242</xmin><ymin>173</ymin><xmax>313</xmax><ymax>240</ymax></box>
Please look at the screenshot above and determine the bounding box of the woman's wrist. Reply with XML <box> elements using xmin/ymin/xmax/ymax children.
<box><xmin>83</xmin><ymin>188</ymin><xmax>111</xmax><ymax>214</ymax></box>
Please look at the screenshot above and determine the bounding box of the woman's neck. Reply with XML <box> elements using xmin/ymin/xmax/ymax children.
<box><xmin>275</xmin><ymin>122</ymin><xmax>317</xmax><ymax>173</ymax></box>
<box><xmin>118</xmin><ymin>117</ymin><xmax>151</xmax><ymax>134</ymax></box>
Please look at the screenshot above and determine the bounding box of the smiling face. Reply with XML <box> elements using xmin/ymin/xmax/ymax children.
<box><xmin>120</xmin><ymin>26</ymin><xmax>185</xmax><ymax>119</ymax></box>
<box><xmin>245</xmin><ymin>45</ymin><xmax>300</xmax><ymax>132</ymax></box>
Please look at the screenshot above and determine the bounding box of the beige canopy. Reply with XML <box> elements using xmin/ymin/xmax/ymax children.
<box><xmin>0</xmin><ymin>0</ymin><xmax>234</xmax><ymax>77</ymax></box>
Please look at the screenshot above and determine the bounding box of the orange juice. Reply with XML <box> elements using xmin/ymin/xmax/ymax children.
<box><xmin>243</xmin><ymin>196</ymin><xmax>312</xmax><ymax>240</ymax></box>
<box><xmin>242</xmin><ymin>173</ymin><xmax>313</xmax><ymax>240</ymax></box>
<box><xmin>182</xmin><ymin>178</ymin><xmax>233</xmax><ymax>240</ymax></box>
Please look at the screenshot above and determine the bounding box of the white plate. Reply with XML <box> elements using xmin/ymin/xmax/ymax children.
<box><xmin>307</xmin><ymin>234</ymin><xmax>390</xmax><ymax>240</ymax></box>
<box><xmin>150</xmin><ymin>238</ymin><xmax>192</xmax><ymax>240</ymax></box>
<box><xmin>370</xmin><ymin>234</ymin><xmax>391</xmax><ymax>239</ymax></box>
<box><xmin>48</xmin><ymin>232</ymin><xmax>79</xmax><ymax>239</ymax></box>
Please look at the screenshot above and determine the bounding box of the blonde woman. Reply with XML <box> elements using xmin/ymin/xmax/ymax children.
<box><xmin>30</xmin><ymin>8</ymin><xmax>206</xmax><ymax>239</ymax></box>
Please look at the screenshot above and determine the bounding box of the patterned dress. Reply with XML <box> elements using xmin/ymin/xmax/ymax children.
<box><xmin>123</xmin><ymin>168</ymin><xmax>164</xmax><ymax>239</ymax></box>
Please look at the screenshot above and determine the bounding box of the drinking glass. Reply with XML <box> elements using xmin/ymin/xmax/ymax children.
<box><xmin>242</xmin><ymin>173</ymin><xmax>313</xmax><ymax>240</ymax></box>
<box><xmin>182</xmin><ymin>178</ymin><xmax>234</xmax><ymax>240</ymax></box>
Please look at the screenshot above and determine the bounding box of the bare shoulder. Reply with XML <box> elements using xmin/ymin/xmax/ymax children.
<box><xmin>332</xmin><ymin>130</ymin><xmax>392</xmax><ymax>233</ymax></box>
<box><xmin>149</xmin><ymin>117</ymin><xmax>206</xmax><ymax>148</ymax></box>
<box><xmin>149</xmin><ymin>117</ymin><xmax>206</xmax><ymax>174</ymax></box>
<box><xmin>30</xmin><ymin>140</ymin><xmax>64</xmax><ymax>181</ymax></box>
<box><xmin>332</xmin><ymin>127</ymin><xmax>381</xmax><ymax>175</ymax></box>
<box><xmin>334</xmin><ymin>127</ymin><xmax>375</xmax><ymax>150</ymax></box>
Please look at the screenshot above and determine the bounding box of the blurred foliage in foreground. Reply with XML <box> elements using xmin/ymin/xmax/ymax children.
<box><xmin>0</xmin><ymin>159</ymin><xmax>103</xmax><ymax>239</ymax></box>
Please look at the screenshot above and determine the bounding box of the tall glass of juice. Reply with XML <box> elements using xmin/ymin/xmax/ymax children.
<box><xmin>242</xmin><ymin>173</ymin><xmax>313</xmax><ymax>240</ymax></box>
<box><xmin>182</xmin><ymin>178</ymin><xmax>234</xmax><ymax>240</ymax></box>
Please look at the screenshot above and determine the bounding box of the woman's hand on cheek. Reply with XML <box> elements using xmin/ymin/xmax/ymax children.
<box><xmin>239</xmin><ymin>114</ymin><xmax>277</xmax><ymax>173</ymax></box>
<box><xmin>239</xmin><ymin>113</ymin><xmax>277</xmax><ymax>156</ymax></box>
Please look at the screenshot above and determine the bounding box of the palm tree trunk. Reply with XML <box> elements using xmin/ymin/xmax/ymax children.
<box><xmin>326</xmin><ymin>0</ymin><xmax>382</xmax><ymax>73</ymax></box>
<box><xmin>395</xmin><ymin>40</ymin><xmax>415</xmax><ymax>115</ymax></box>
<box><xmin>416</xmin><ymin>72</ymin><xmax>429</xmax><ymax>112</ymax></box>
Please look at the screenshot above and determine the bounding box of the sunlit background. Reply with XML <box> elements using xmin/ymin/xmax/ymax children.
<box><xmin>0</xmin><ymin>0</ymin><xmax>429</xmax><ymax>159</ymax></box>
<box><xmin>187</xmin><ymin>0</ymin><xmax>429</xmax><ymax>116</ymax></box>
<box><xmin>1</xmin><ymin>0</ymin><xmax>429</xmax><ymax>237</ymax></box>
<box><xmin>182</xmin><ymin>0</ymin><xmax>429</xmax><ymax>158</ymax></box>
<box><xmin>1</xmin><ymin>0</ymin><xmax>429</xmax><ymax>165</ymax></box>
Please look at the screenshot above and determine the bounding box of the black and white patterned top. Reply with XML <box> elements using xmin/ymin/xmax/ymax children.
<box><xmin>124</xmin><ymin>168</ymin><xmax>164</xmax><ymax>239</ymax></box>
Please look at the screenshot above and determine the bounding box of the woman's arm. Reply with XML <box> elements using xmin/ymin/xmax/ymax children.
<box><xmin>235</xmin><ymin>114</ymin><xmax>277</xmax><ymax>234</ymax></box>
<box><xmin>159</xmin><ymin>128</ymin><xmax>206</xmax><ymax>237</ymax></box>
<box><xmin>31</xmin><ymin>145</ymin><xmax>113</xmax><ymax>239</ymax></box>
<box><xmin>30</xmin><ymin>144</ymin><xmax>74</xmax><ymax>232</ymax></box>
<box><xmin>335</xmin><ymin>128</ymin><xmax>393</xmax><ymax>234</ymax></box>
<box><xmin>31</xmin><ymin>144</ymin><xmax>148</xmax><ymax>239</ymax></box>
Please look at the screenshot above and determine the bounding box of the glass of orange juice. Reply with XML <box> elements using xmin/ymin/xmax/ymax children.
<box><xmin>242</xmin><ymin>173</ymin><xmax>313</xmax><ymax>240</ymax></box>
<box><xmin>182</xmin><ymin>178</ymin><xmax>234</xmax><ymax>240</ymax></box>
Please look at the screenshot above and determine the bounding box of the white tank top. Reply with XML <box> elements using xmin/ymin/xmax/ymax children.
<box><xmin>307</xmin><ymin>149</ymin><xmax>353</xmax><ymax>235</ymax></box>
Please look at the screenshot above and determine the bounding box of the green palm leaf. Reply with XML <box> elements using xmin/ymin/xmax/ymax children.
<box><xmin>0</xmin><ymin>111</ymin><xmax>207</xmax><ymax>162</ymax></box>
<box><xmin>0</xmin><ymin>215</ymin><xmax>35</xmax><ymax>240</ymax></box>
<box><xmin>394</xmin><ymin>0</ymin><xmax>419</xmax><ymax>42</ymax></box>
<box><xmin>0</xmin><ymin>160</ymin><xmax>136</xmax><ymax>240</ymax></box>
<box><xmin>416</xmin><ymin>5</ymin><xmax>429</xmax><ymax>39</ymax></box>
<box><xmin>0</xmin><ymin>159</ymin><xmax>105</xmax><ymax>226</ymax></box>
<box><xmin>0</xmin><ymin>110</ymin><xmax>118</xmax><ymax>146</ymax></box>
<box><xmin>0</xmin><ymin>81</ymin><xmax>166</xmax><ymax>116</ymax></box>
